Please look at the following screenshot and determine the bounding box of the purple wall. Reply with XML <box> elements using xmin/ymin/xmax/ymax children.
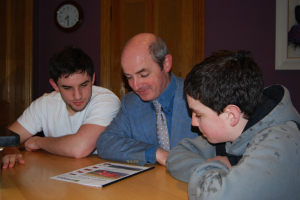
<box><xmin>33</xmin><ymin>0</ymin><xmax>101</xmax><ymax>100</ymax></box>
<box><xmin>205</xmin><ymin>0</ymin><xmax>300</xmax><ymax>111</ymax></box>
<box><xmin>34</xmin><ymin>0</ymin><xmax>300</xmax><ymax>111</ymax></box>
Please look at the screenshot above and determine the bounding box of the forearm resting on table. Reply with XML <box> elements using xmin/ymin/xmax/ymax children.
<box><xmin>27</xmin><ymin>124</ymin><xmax>106</xmax><ymax>158</ymax></box>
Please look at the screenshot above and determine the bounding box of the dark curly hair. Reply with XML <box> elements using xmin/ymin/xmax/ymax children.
<box><xmin>49</xmin><ymin>46</ymin><xmax>94</xmax><ymax>83</ymax></box>
<box><xmin>184</xmin><ymin>50</ymin><xmax>264</xmax><ymax>119</ymax></box>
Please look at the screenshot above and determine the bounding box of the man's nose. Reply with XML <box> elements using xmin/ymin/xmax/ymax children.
<box><xmin>131</xmin><ymin>78</ymin><xmax>142</xmax><ymax>91</ymax></box>
<box><xmin>73</xmin><ymin>88</ymin><xmax>82</xmax><ymax>100</ymax></box>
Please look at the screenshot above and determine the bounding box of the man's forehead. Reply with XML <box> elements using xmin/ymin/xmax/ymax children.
<box><xmin>122</xmin><ymin>49</ymin><xmax>149</xmax><ymax>63</ymax></box>
<box><xmin>122</xmin><ymin>55</ymin><xmax>156</xmax><ymax>75</ymax></box>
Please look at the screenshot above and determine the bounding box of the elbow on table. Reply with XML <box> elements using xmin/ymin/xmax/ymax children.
<box><xmin>73</xmin><ymin>154</ymin><xmax>87</xmax><ymax>159</ymax></box>
<box><xmin>71</xmin><ymin>147</ymin><xmax>94</xmax><ymax>159</ymax></box>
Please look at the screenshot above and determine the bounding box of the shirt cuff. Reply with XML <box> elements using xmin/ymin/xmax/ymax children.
<box><xmin>145</xmin><ymin>145</ymin><xmax>158</xmax><ymax>164</ymax></box>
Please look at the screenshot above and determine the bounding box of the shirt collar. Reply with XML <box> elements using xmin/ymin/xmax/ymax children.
<box><xmin>155</xmin><ymin>72</ymin><xmax>176</xmax><ymax>110</ymax></box>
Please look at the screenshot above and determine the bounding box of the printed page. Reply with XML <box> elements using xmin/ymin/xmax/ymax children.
<box><xmin>51</xmin><ymin>162</ymin><xmax>154</xmax><ymax>187</ymax></box>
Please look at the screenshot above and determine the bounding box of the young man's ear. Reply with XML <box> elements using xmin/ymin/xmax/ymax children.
<box><xmin>49</xmin><ymin>79</ymin><xmax>59</xmax><ymax>92</ymax></box>
<box><xmin>163</xmin><ymin>54</ymin><xmax>172</xmax><ymax>73</ymax></box>
<box><xmin>92</xmin><ymin>72</ymin><xmax>95</xmax><ymax>85</ymax></box>
<box><xmin>224</xmin><ymin>105</ymin><xmax>241</xmax><ymax>127</ymax></box>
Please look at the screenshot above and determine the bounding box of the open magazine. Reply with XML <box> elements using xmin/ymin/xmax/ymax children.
<box><xmin>51</xmin><ymin>162</ymin><xmax>155</xmax><ymax>187</ymax></box>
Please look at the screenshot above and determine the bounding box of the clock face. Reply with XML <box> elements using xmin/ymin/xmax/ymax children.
<box><xmin>54</xmin><ymin>1</ymin><xmax>84</xmax><ymax>32</ymax></box>
<box><xmin>57</xmin><ymin>4</ymin><xmax>79</xmax><ymax>28</ymax></box>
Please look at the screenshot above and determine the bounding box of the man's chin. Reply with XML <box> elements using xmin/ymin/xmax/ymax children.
<box><xmin>135</xmin><ymin>90</ymin><xmax>157</xmax><ymax>102</ymax></box>
<box><xmin>137</xmin><ymin>93</ymin><xmax>154</xmax><ymax>102</ymax></box>
<box><xmin>69</xmin><ymin>104</ymin><xmax>88</xmax><ymax>113</ymax></box>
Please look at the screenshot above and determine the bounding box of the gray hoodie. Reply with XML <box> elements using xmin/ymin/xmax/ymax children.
<box><xmin>166</xmin><ymin>85</ymin><xmax>300</xmax><ymax>200</ymax></box>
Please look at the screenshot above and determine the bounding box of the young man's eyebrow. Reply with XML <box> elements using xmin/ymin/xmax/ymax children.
<box><xmin>80</xmin><ymin>80</ymin><xmax>90</xmax><ymax>85</ymax></box>
<box><xmin>61</xmin><ymin>80</ymin><xmax>90</xmax><ymax>88</ymax></box>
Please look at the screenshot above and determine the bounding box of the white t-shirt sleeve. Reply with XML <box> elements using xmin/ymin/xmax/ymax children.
<box><xmin>17</xmin><ymin>96</ymin><xmax>44</xmax><ymax>135</ymax></box>
<box><xmin>17</xmin><ymin>87</ymin><xmax>120</xmax><ymax>136</ymax></box>
<box><xmin>82</xmin><ymin>89</ymin><xmax>121</xmax><ymax>127</ymax></box>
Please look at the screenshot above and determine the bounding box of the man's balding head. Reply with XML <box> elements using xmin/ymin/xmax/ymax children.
<box><xmin>121</xmin><ymin>33</ymin><xmax>172</xmax><ymax>101</ymax></box>
<box><xmin>122</xmin><ymin>33</ymin><xmax>169</xmax><ymax>70</ymax></box>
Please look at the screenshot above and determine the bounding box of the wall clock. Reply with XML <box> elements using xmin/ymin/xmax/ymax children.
<box><xmin>54</xmin><ymin>1</ymin><xmax>84</xmax><ymax>32</ymax></box>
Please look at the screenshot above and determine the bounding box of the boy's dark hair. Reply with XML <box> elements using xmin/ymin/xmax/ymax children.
<box><xmin>49</xmin><ymin>46</ymin><xmax>94</xmax><ymax>83</ymax></box>
<box><xmin>184</xmin><ymin>50</ymin><xmax>264</xmax><ymax>119</ymax></box>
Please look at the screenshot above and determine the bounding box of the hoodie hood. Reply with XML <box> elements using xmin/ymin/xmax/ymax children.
<box><xmin>226</xmin><ymin>85</ymin><xmax>300</xmax><ymax>156</ymax></box>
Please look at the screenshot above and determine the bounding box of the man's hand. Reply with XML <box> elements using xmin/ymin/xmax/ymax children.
<box><xmin>24</xmin><ymin>136</ymin><xmax>42</xmax><ymax>151</ymax></box>
<box><xmin>206</xmin><ymin>156</ymin><xmax>232</xmax><ymax>168</ymax></box>
<box><xmin>2</xmin><ymin>147</ymin><xmax>25</xmax><ymax>169</ymax></box>
<box><xmin>156</xmin><ymin>148</ymin><xmax>169</xmax><ymax>166</ymax></box>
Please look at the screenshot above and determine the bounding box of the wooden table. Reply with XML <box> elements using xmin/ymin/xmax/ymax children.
<box><xmin>1</xmin><ymin>150</ymin><xmax>188</xmax><ymax>200</ymax></box>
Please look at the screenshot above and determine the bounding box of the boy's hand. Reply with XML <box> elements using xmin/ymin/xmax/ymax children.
<box><xmin>2</xmin><ymin>147</ymin><xmax>25</xmax><ymax>169</ymax></box>
<box><xmin>206</xmin><ymin>156</ymin><xmax>232</xmax><ymax>168</ymax></box>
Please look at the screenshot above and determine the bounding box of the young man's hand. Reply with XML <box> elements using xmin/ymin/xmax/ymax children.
<box><xmin>2</xmin><ymin>147</ymin><xmax>25</xmax><ymax>169</ymax></box>
<box><xmin>206</xmin><ymin>156</ymin><xmax>232</xmax><ymax>168</ymax></box>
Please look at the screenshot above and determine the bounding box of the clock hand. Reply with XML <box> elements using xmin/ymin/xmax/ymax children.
<box><xmin>65</xmin><ymin>15</ymin><xmax>69</xmax><ymax>26</ymax></box>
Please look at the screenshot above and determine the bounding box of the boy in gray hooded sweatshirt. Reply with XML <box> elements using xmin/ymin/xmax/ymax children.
<box><xmin>166</xmin><ymin>50</ymin><xmax>300</xmax><ymax>200</ymax></box>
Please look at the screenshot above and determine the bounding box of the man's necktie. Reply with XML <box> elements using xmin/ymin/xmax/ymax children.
<box><xmin>152</xmin><ymin>99</ymin><xmax>170</xmax><ymax>152</ymax></box>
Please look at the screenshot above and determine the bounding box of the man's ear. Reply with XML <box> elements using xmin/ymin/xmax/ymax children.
<box><xmin>49</xmin><ymin>79</ymin><xmax>59</xmax><ymax>92</ymax></box>
<box><xmin>224</xmin><ymin>105</ymin><xmax>241</xmax><ymax>127</ymax></box>
<box><xmin>163</xmin><ymin>54</ymin><xmax>172</xmax><ymax>73</ymax></box>
<box><xmin>92</xmin><ymin>72</ymin><xmax>95</xmax><ymax>85</ymax></box>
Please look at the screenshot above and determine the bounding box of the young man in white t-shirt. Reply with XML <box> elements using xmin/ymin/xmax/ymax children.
<box><xmin>2</xmin><ymin>46</ymin><xmax>120</xmax><ymax>169</ymax></box>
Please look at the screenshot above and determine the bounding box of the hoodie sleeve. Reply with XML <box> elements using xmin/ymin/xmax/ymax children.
<box><xmin>166</xmin><ymin>136</ymin><xmax>216</xmax><ymax>183</ymax></box>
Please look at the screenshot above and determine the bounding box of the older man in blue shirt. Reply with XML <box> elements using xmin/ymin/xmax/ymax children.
<box><xmin>96</xmin><ymin>33</ymin><xmax>199</xmax><ymax>166</ymax></box>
